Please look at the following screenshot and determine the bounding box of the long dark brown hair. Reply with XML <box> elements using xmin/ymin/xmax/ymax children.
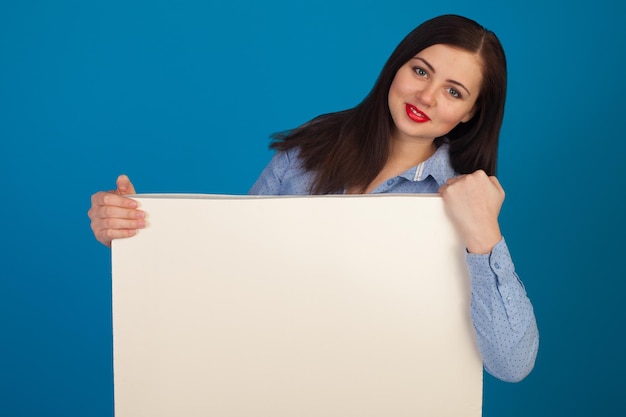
<box><xmin>271</xmin><ymin>14</ymin><xmax>507</xmax><ymax>194</ymax></box>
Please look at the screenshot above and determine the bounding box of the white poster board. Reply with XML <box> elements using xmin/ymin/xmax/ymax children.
<box><xmin>112</xmin><ymin>194</ymin><xmax>483</xmax><ymax>417</ymax></box>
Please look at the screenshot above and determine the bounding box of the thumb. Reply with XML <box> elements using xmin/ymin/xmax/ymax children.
<box><xmin>116</xmin><ymin>174</ymin><xmax>137</xmax><ymax>195</ymax></box>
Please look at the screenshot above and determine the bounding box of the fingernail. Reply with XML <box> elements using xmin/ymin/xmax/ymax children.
<box><xmin>136</xmin><ymin>211</ymin><xmax>145</xmax><ymax>219</ymax></box>
<box><xmin>137</xmin><ymin>221</ymin><xmax>146</xmax><ymax>228</ymax></box>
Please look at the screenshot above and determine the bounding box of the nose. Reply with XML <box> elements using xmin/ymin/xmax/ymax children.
<box><xmin>416</xmin><ymin>84</ymin><xmax>436</xmax><ymax>107</ymax></box>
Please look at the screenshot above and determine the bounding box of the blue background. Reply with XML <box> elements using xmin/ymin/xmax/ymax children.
<box><xmin>1</xmin><ymin>0</ymin><xmax>624</xmax><ymax>416</ymax></box>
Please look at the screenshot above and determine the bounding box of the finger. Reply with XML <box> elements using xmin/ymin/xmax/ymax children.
<box><xmin>100</xmin><ymin>216</ymin><xmax>146</xmax><ymax>231</ymax></box>
<box><xmin>91</xmin><ymin>216</ymin><xmax>145</xmax><ymax>245</ymax></box>
<box><xmin>98</xmin><ymin>191</ymin><xmax>139</xmax><ymax>209</ymax></box>
<box><xmin>116</xmin><ymin>174</ymin><xmax>137</xmax><ymax>195</ymax></box>
<box><xmin>91</xmin><ymin>190</ymin><xmax>127</xmax><ymax>207</ymax></box>
<box><xmin>95</xmin><ymin>204</ymin><xmax>145</xmax><ymax>222</ymax></box>
<box><xmin>95</xmin><ymin>227</ymin><xmax>139</xmax><ymax>248</ymax></box>
<box><xmin>88</xmin><ymin>192</ymin><xmax>140</xmax><ymax>228</ymax></box>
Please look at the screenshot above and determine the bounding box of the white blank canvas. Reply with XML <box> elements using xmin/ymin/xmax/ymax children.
<box><xmin>112</xmin><ymin>194</ymin><xmax>483</xmax><ymax>417</ymax></box>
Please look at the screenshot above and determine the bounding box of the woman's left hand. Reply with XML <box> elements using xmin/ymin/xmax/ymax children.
<box><xmin>438</xmin><ymin>170</ymin><xmax>504</xmax><ymax>254</ymax></box>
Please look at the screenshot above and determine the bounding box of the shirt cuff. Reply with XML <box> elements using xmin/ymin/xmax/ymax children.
<box><xmin>465</xmin><ymin>237</ymin><xmax>515</xmax><ymax>286</ymax></box>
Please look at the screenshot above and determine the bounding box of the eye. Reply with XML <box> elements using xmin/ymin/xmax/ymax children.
<box><xmin>446</xmin><ymin>87</ymin><xmax>462</xmax><ymax>99</ymax></box>
<box><xmin>413</xmin><ymin>66</ymin><xmax>428</xmax><ymax>78</ymax></box>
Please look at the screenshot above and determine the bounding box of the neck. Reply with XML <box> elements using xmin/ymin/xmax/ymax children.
<box><xmin>387</xmin><ymin>135</ymin><xmax>437</xmax><ymax>169</ymax></box>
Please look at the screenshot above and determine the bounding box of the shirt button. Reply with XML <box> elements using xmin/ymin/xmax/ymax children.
<box><xmin>494</xmin><ymin>262</ymin><xmax>500</xmax><ymax>269</ymax></box>
<box><xmin>386</xmin><ymin>179</ymin><xmax>394</xmax><ymax>186</ymax></box>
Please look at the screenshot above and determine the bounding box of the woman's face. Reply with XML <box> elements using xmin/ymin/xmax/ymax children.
<box><xmin>388</xmin><ymin>44</ymin><xmax>483</xmax><ymax>144</ymax></box>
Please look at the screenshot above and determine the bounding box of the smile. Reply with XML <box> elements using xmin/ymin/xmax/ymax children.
<box><xmin>405</xmin><ymin>104</ymin><xmax>430</xmax><ymax>123</ymax></box>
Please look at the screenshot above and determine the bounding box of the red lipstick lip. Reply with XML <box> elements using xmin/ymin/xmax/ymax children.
<box><xmin>405</xmin><ymin>103</ymin><xmax>430</xmax><ymax>123</ymax></box>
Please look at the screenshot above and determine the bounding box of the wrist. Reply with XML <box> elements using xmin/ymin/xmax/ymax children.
<box><xmin>464</xmin><ymin>227</ymin><xmax>502</xmax><ymax>254</ymax></box>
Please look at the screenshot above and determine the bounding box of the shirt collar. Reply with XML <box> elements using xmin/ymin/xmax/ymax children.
<box><xmin>398</xmin><ymin>142</ymin><xmax>456</xmax><ymax>187</ymax></box>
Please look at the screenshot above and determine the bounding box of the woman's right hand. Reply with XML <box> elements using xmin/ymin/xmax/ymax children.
<box><xmin>88</xmin><ymin>174</ymin><xmax>145</xmax><ymax>247</ymax></box>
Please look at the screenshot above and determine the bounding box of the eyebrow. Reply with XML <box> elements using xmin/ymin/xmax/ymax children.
<box><xmin>413</xmin><ymin>56</ymin><xmax>472</xmax><ymax>97</ymax></box>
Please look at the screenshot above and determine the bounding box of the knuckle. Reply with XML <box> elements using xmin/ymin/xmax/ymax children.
<box><xmin>101</xmin><ymin>192</ymin><xmax>117</xmax><ymax>206</ymax></box>
<box><xmin>102</xmin><ymin>205</ymin><xmax>114</xmax><ymax>217</ymax></box>
<box><xmin>100</xmin><ymin>193</ymin><xmax>110</xmax><ymax>205</ymax></box>
<box><xmin>471</xmin><ymin>169</ymin><xmax>486</xmax><ymax>179</ymax></box>
<box><xmin>96</xmin><ymin>191</ymin><xmax>110</xmax><ymax>203</ymax></box>
<box><xmin>91</xmin><ymin>191</ymin><xmax>106</xmax><ymax>203</ymax></box>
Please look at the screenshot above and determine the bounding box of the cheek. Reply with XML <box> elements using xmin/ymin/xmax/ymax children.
<box><xmin>444</xmin><ymin>105</ymin><xmax>476</xmax><ymax>125</ymax></box>
<box><xmin>388</xmin><ymin>80</ymin><xmax>400</xmax><ymax>103</ymax></box>
<box><xmin>459</xmin><ymin>102</ymin><xmax>478</xmax><ymax>123</ymax></box>
<box><xmin>388</xmin><ymin>71</ymin><xmax>412</xmax><ymax>99</ymax></box>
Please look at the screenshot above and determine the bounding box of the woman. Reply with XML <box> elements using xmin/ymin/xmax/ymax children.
<box><xmin>89</xmin><ymin>14</ymin><xmax>538</xmax><ymax>382</ymax></box>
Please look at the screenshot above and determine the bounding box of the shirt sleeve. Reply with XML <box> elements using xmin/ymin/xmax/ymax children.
<box><xmin>249</xmin><ymin>149</ymin><xmax>314</xmax><ymax>196</ymax></box>
<box><xmin>465</xmin><ymin>238</ymin><xmax>539</xmax><ymax>382</ymax></box>
<box><xmin>248</xmin><ymin>151</ymin><xmax>291</xmax><ymax>195</ymax></box>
